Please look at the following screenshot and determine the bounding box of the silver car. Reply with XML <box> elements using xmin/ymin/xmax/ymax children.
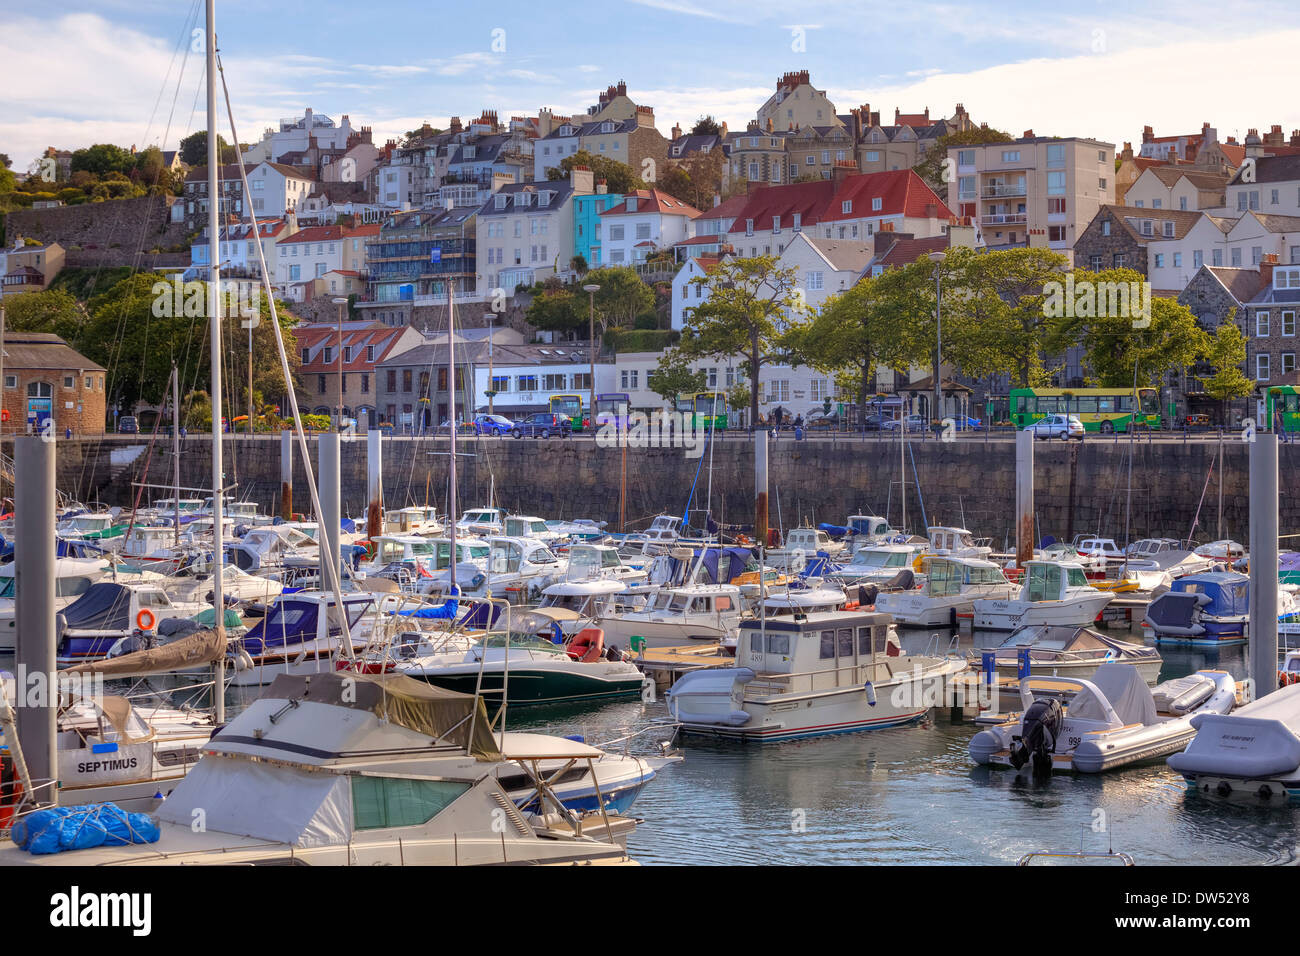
<box><xmin>1026</xmin><ymin>414</ymin><xmax>1085</xmax><ymax>441</ymax></box>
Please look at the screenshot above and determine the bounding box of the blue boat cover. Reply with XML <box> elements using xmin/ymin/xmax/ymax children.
<box><xmin>241</xmin><ymin>598</ymin><xmax>319</xmax><ymax>652</ymax></box>
<box><xmin>1172</xmin><ymin>572</ymin><xmax>1249</xmax><ymax>617</ymax></box>
<box><xmin>11</xmin><ymin>803</ymin><xmax>160</xmax><ymax>854</ymax></box>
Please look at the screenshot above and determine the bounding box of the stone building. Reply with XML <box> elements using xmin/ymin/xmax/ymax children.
<box><xmin>1</xmin><ymin>333</ymin><xmax>107</xmax><ymax>434</ymax></box>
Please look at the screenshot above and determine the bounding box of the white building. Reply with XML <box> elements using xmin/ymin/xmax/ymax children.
<box><xmin>597</xmin><ymin>189</ymin><xmax>701</xmax><ymax>266</ymax></box>
<box><xmin>243</xmin><ymin>108</ymin><xmax>357</xmax><ymax>164</ymax></box>
<box><xmin>475</xmin><ymin>171</ymin><xmax>594</xmax><ymax>296</ymax></box>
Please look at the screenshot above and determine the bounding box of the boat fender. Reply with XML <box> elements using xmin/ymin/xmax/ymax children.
<box><xmin>864</xmin><ymin>681</ymin><xmax>876</xmax><ymax>707</ymax></box>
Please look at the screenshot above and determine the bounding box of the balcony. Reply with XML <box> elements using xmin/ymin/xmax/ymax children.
<box><xmin>980</xmin><ymin>213</ymin><xmax>1028</xmax><ymax>226</ymax></box>
<box><xmin>981</xmin><ymin>183</ymin><xmax>1027</xmax><ymax>198</ymax></box>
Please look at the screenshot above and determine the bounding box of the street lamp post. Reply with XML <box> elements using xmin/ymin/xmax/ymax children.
<box><xmin>332</xmin><ymin>296</ymin><xmax>348</xmax><ymax>431</ymax></box>
<box><xmin>584</xmin><ymin>283</ymin><xmax>600</xmax><ymax>419</ymax></box>
<box><xmin>484</xmin><ymin>312</ymin><xmax>496</xmax><ymax>418</ymax></box>
<box><xmin>928</xmin><ymin>251</ymin><xmax>946</xmax><ymax>427</ymax></box>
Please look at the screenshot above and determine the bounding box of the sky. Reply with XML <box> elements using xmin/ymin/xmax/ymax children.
<box><xmin>3</xmin><ymin>0</ymin><xmax>1300</xmax><ymax>172</ymax></box>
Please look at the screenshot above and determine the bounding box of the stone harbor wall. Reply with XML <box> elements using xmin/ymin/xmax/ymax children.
<box><xmin>4</xmin><ymin>432</ymin><xmax>1287</xmax><ymax>545</ymax></box>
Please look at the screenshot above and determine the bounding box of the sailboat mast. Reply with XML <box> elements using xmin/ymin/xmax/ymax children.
<box><xmin>205</xmin><ymin>0</ymin><xmax>226</xmax><ymax>723</ymax></box>
<box><xmin>447</xmin><ymin>292</ymin><xmax>458</xmax><ymax>593</ymax></box>
<box><xmin>172</xmin><ymin>364</ymin><xmax>181</xmax><ymax>547</ymax></box>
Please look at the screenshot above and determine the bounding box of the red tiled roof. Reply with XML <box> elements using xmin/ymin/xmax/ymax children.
<box><xmin>876</xmin><ymin>235</ymin><xmax>949</xmax><ymax>269</ymax></box>
<box><xmin>694</xmin><ymin>193</ymin><xmax>750</xmax><ymax>221</ymax></box>
<box><xmin>725</xmin><ymin>179</ymin><xmax>837</xmax><ymax>233</ymax></box>
<box><xmin>822</xmin><ymin>169</ymin><xmax>954</xmax><ymax>223</ymax></box>
<box><xmin>674</xmin><ymin>234</ymin><xmax>724</xmax><ymax>246</ymax></box>
<box><xmin>279</xmin><ymin>223</ymin><xmax>378</xmax><ymax>245</ymax></box>
<box><xmin>598</xmin><ymin>189</ymin><xmax>703</xmax><ymax>218</ymax></box>
<box><xmin>295</xmin><ymin>323</ymin><xmax>413</xmax><ymax>372</ymax></box>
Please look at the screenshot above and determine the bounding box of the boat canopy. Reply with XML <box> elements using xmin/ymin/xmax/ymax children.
<box><xmin>1067</xmin><ymin>663</ymin><xmax>1157</xmax><ymax>726</ymax></box>
<box><xmin>65</xmin><ymin>628</ymin><xmax>227</xmax><ymax>677</ymax></box>
<box><xmin>59</xmin><ymin>582</ymin><xmax>133</xmax><ymax>633</ymax></box>
<box><xmin>1171</xmin><ymin>572</ymin><xmax>1249</xmax><ymax>616</ymax></box>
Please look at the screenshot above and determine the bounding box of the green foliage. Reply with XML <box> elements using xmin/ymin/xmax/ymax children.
<box><xmin>526</xmin><ymin>288</ymin><xmax>586</xmax><ymax>332</ymax></box>
<box><xmin>675</xmin><ymin>255</ymin><xmax>805</xmax><ymax>424</ymax></box>
<box><xmin>179</xmin><ymin>131</ymin><xmax>232</xmax><ymax>167</ymax></box>
<box><xmin>585</xmin><ymin>266</ymin><xmax>655</xmax><ymax>333</ymax></box>
<box><xmin>183</xmin><ymin>390</ymin><xmax>212</xmax><ymax>430</ymax></box>
<box><xmin>633</xmin><ymin>311</ymin><xmax>658</xmax><ymax>330</ymax></box>
<box><xmin>0</xmin><ymin>289</ymin><xmax>85</xmax><ymax>340</ymax></box>
<box><xmin>1202</xmin><ymin>315</ymin><xmax>1253</xmax><ymax>405</ymax></box>
<box><xmin>914</xmin><ymin>125</ymin><xmax>1015</xmax><ymax>192</ymax></box>
<box><xmin>606</xmin><ymin>328</ymin><xmax>678</xmax><ymax>353</ymax></box>
<box><xmin>648</xmin><ymin>349</ymin><xmax>706</xmax><ymax>402</ymax></box>
<box><xmin>691</xmin><ymin>116</ymin><xmax>721</xmax><ymax>136</ymax></box>
<box><xmin>70</xmin><ymin>143</ymin><xmax>135</xmax><ymax>177</ymax></box>
<box><xmin>570</xmin><ymin>254</ymin><xmax>589</xmax><ymax>274</ymax></box>
<box><xmin>48</xmin><ymin>266</ymin><xmax>135</xmax><ymax>301</ymax></box>
<box><xmin>1043</xmin><ymin>268</ymin><xmax>1209</xmax><ymax>387</ymax></box>
<box><xmin>546</xmin><ymin>150</ymin><xmax>646</xmax><ymax>193</ymax></box>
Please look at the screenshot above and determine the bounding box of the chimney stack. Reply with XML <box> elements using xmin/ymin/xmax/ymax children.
<box><xmin>1261</xmin><ymin>253</ymin><xmax>1278</xmax><ymax>287</ymax></box>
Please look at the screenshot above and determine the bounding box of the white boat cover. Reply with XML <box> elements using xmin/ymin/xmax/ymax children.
<box><xmin>1171</xmin><ymin>683</ymin><xmax>1300</xmax><ymax>778</ymax></box>
<box><xmin>157</xmin><ymin>755</ymin><xmax>351</xmax><ymax>847</ymax></box>
<box><xmin>1068</xmin><ymin>663</ymin><xmax>1157</xmax><ymax>726</ymax></box>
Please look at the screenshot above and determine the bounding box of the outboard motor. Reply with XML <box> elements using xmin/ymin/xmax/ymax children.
<box><xmin>1009</xmin><ymin>697</ymin><xmax>1063</xmax><ymax>778</ymax></box>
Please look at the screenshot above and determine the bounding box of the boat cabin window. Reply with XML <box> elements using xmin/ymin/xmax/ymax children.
<box><xmin>139</xmin><ymin>590</ymin><xmax>171</xmax><ymax>607</ymax></box>
<box><xmin>0</xmin><ymin>577</ymin><xmax>13</xmax><ymax>599</ymax></box>
<box><xmin>351</xmin><ymin>776</ymin><xmax>470</xmax><ymax>830</ymax></box>
<box><xmin>56</xmin><ymin>576</ymin><xmax>96</xmax><ymax>598</ymax></box>
<box><xmin>967</xmin><ymin>565</ymin><xmax>1007</xmax><ymax>585</ymax></box>
<box><xmin>926</xmin><ymin>561</ymin><xmax>962</xmax><ymax>597</ymax></box>
<box><xmin>1026</xmin><ymin>564</ymin><xmax>1062</xmax><ymax>602</ymax></box>
<box><xmin>715</xmin><ymin>595</ymin><xmax>732</xmax><ymax>611</ymax></box>
<box><xmin>601</xmin><ymin>550</ymin><xmax>622</xmax><ymax>569</ymax></box>
<box><xmin>1287</xmin><ymin>657</ymin><xmax>1300</xmax><ymax>673</ymax></box>
<box><xmin>838</xmin><ymin>627</ymin><xmax>854</xmax><ymax>659</ymax></box>
<box><xmin>1066</xmin><ymin>568</ymin><xmax>1089</xmax><ymax>587</ymax></box>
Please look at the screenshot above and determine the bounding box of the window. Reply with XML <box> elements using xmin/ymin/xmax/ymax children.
<box><xmin>1285</xmin><ymin>312</ymin><xmax>1296</xmax><ymax>337</ymax></box>
<box><xmin>1257</xmin><ymin>311</ymin><xmax>1270</xmax><ymax>337</ymax></box>
<box><xmin>1001</xmin><ymin>150</ymin><xmax>1020</xmax><ymax>163</ymax></box>
<box><xmin>351</xmin><ymin>775</ymin><xmax>469</xmax><ymax>830</ymax></box>
<box><xmin>1089</xmin><ymin>255</ymin><xmax>1102</xmax><ymax>271</ymax></box>
<box><xmin>1231</xmin><ymin>248</ymin><xmax>1242</xmax><ymax>267</ymax></box>
<box><xmin>343</xmin><ymin>346</ymin><xmax>353</xmax><ymax>362</ymax></box>
<box><xmin>772</xmin><ymin>216</ymin><xmax>781</xmax><ymax>234</ymax></box>
<box><xmin>1154</xmin><ymin>254</ymin><xmax>1164</xmax><ymax>269</ymax></box>
<box><xmin>1213</xmin><ymin>248</ymin><xmax>1223</xmax><ymax>267</ymax></box>
<box><xmin>322</xmin><ymin>347</ymin><xmax>332</xmax><ymax>364</ymax></box>
<box><xmin>1048</xmin><ymin>197</ymin><xmax>1066</xmax><ymax>215</ymax></box>
<box><xmin>1162</xmin><ymin>221</ymin><xmax>1174</xmax><ymax>238</ymax></box>
<box><xmin>402</xmin><ymin>369</ymin><xmax>412</xmax><ymax>392</ymax></box>
<box><xmin>317</xmin><ymin>375</ymin><xmax>326</xmax><ymax>394</ymax></box>
<box><xmin>1252</xmin><ymin>246</ymin><xmax>1263</xmax><ymax>266</ymax></box>
<box><xmin>1257</xmin><ymin>353</ymin><xmax>1270</xmax><ymax>381</ymax></box>
<box><xmin>387</xmin><ymin>370</ymin><xmax>397</xmax><ymax>391</ymax></box>
<box><xmin>1180</xmin><ymin>197</ymin><xmax>1188</xmax><ymax>211</ymax></box>
<box><xmin>1113</xmin><ymin>254</ymin><xmax>1126</xmax><ymax>268</ymax></box>
<box><xmin>842</xmin><ymin>200</ymin><xmax>852</xmax><ymax>214</ymax></box>
<box><xmin>871</xmin><ymin>197</ymin><xmax>882</xmax><ymax>211</ymax></box>
<box><xmin>866</xmin><ymin>151</ymin><xmax>881</xmax><ymax>163</ymax></box>
<box><xmin>806</xmin><ymin>271</ymin><xmax>823</xmax><ymax>291</ymax></box>
<box><xmin>1286</xmin><ymin>354</ymin><xmax>1297</xmax><ymax>375</ymax></box>
<box><xmin>1152</xmin><ymin>199</ymin><xmax>1162</xmax><ymax>209</ymax></box>
<box><xmin>957</xmin><ymin>149</ymin><xmax>974</xmax><ymax>166</ymax></box>
<box><xmin>3</xmin><ymin>375</ymin><xmax>14</xmax><ymax>389</ymax></box>
<box><xmin>1193</xmin><ymin>250</ymin><xmax>1203</xmax><ymax>269</ymax></box>
<box><xmin>1173</xmin><ymin>252</ymin><xmax>1182</xmax><ymax>268</ymax></box>
<box><xmin>1046</xmin><ymin>171</ymin><xmax>1065</xmax><ymax>195</ymax></box>
<box><xmin>1101</xmin><ymin>220</ymin><xmax>1110</xmax><ymax>236</ymax></box>
<box><xmin>793</xmin><ymin>213</ymin><xmax>801</xmax><ymax>232</ymax></box>
<box><xmin>1048</xmin><ymin>226</ymin><xmax>1066</xmax><ymax>242</ymax></box>
<box><xmin>361</xmin><ymin>373</ymin><xmax>369</xmax><ymax>394</ymax></box>
<box><xmin>1046</xmin><ymin>143</ymin><xmax>1065</xmax><ymax>168</ymax></box>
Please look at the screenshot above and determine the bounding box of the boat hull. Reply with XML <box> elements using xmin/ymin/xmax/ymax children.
<box><xmin>408</xmin><ymin>666</ymin><xmax>645</xmax><ymax>707</ymax></box>
<box><xmin>972</xmin><ymin>593</ymin><xmax>1113</xmax><ymax>631</ymax></box>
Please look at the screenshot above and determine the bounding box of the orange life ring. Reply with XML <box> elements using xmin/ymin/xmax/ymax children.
<box><xmin>567</xmin><ymin>627</ymin><xmax>605</xmax><ymax>663</ymax></box>
<box><xmin>136</xmin><ymin>608</ymin><xmax>157</xmax><ymax>631</ymax></box>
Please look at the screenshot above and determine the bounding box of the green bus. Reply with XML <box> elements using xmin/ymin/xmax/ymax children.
<box><xmin>1010</xmin><ymin>387</ymin><xmax>1161</xmax><ymax>433</ymax></box>
<box><xmin>548</xmin><ymin>393</ymin><xmax>587</xmax><ymax>432</ymax></box>
<box><xmin>1268</xmin><ymin>385</ymin><xmax>1300</xmax><ymax>432</ymax></box>
<box><xmin>679</xmin><ymin>391</ymin><xmax>728</xmax><ymax>431</ymax></box>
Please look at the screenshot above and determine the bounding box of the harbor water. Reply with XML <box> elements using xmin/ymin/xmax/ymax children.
<box><xmin>6</xmin><ymin>624</ymin><xmax>1297</xmax><ymax>866</ymax></box>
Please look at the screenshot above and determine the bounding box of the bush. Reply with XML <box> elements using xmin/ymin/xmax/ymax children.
<box><xmin>634</xmin><ymin>311</ymin><xmax>658</xmax><ymax>330</ymax></box>
<box><xmin>605</xmin><ymin>328</ymin><xmax>678</xmax><ymax>353</ymax></box>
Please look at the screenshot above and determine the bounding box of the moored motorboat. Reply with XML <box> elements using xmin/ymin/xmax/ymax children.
<box><xmin>665</xmin><ymin>609</ymin><xmax>967</xmax><ymax>742</ymax></box>
<box><xmin>876</xmin><ymin>555</ymin><xmax>1015</xmax><ymax>627</ymax></box>
<box><xmin>969</xmin><ymin>663</ymin><xmax>1236</xmax><ymax>774</ymax></box>
<box><xmin>987</xmin><ymin>623</ymin><xmax>1163</xmax><ymax>684</ymax></box>
<box><xmin>972</xmin><ymin>559</ymin><xmax>1113</xmax><ymax>631</ymax></box>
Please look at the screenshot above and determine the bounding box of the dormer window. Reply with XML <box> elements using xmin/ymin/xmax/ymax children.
<box><xmin>626</xmin><ymin>197</ymin><xmax>637</xmax><ymax>212</ymax></box>
<box><xmin>772</xmin><ymin>216</ymin><xmax>781</xmax><ymax>234</ymax></box>
<box><xmin>871</xmin><ymin>198</ymin><xmax>882</xmax><ymax>211</ymax></box>
<box><xmin>539</xmin><ymin>191</ymin><xmax>551</xmax><ymax>207</ymax></box>
<box><xmin>745</xmin><ymin>218</ymin><xmax>754</xmax><ymax>237</ymax></box>
<box><xmin>842</xmin><ymin>200</ymin><xmax>852</xmax><ymax>214</ymax></box>
<box><xmin>601</xmin><ymin>122</ymin><xmax>614</xmax><ymax>133</ymax></box>
<box><xmin>1163</xmin><ymin>221</ymin><xmax>1174</xmax><ymax>237</ymax></box>
<box><xmin>793</xmin><ymin>213</ymin><xmax>801</xmax><ymax>232</ymax></box>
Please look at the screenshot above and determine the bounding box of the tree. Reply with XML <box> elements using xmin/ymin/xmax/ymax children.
<box><xmin>1202</xmin><ymin>314</ymin><xmax>1253</xmax><ymax>426</ymax></box>
<box><xmin>585</xmin><ymin>266</ymin><xmax>655</xmax><ymax>335</ymax></box>
<box><xmin>0</xmin><ymin>164</ymin><xmax>14</xmax><ymax>196</ymax></box>
<box><xmin>1044</xmin><ymin>267</ymin><xmax>1209</xmax><ymax>388</ymax></box>
<box><xmin>570</xmin><ymin>254</ymin><xmax>588</xmax><ymax>275</ymax></box>
<box><xmin>546</xmin><ymin>150</ymin><xmax>646</xmax><ymax>193</ymax></box>
<box><xmin>691</xmin><ymin>116</ymin><xmax>721</xmax><ymax>136</ymax></box>
<box><xmin>649</xmin><ymin>348</ymin><xmax>706</xmax><ymax>403</ymax></box>
<box><xmin>0</xmin><ymin>289</ymin><xmax>85</xmax><ymax>340</ymax></box>
<box><xmin>913</xmin><ymin>125</ymin><xmax>1014</xmax><ymax>193</ymax></box>
<box><xmin>70</xmin><ymin>143</ymin><xmax>135</xmax><ymax>177</ymax></box>
<box><xmin>676</xmin><ymin>255</ymin><xmax>805</xmax><ymax>427</ymax></box>
<box><xmin>133</xmin><ymin>146</ymin><xmax>166</xmax><ymax>187</ymax></box>
<box><xmin>787</xmin><ymin>274</ymin><xmax>913</xmax><ymax>414</ymax></box>
<box><xmin>178</xmin><ymin>130</ymin><xmax>233</xmax><ymax>167</ymax></box>
<box><xmin>939</xmin><ymin>246</ymin><xmax>1070</xmax><ymax>388</ymax></box>
<box><xmin>0</xmin><ymin>153</ymin><xmax>11</xmax><ymax>169</ymax></box>
<box><xmin>525</xmin><ymin>288</ymin><xmax>586</xmax><ymax>333</ymax></box>
<box><xmin>658</xmin><ymin>148</ymin><xmax>724</xmax><ymax>211</ymax></box>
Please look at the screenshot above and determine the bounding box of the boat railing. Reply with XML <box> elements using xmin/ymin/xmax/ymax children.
<box><xmin>745</xmin><ymin>659</ymin><xmax>898</xmax><ymax>699</ymax></box>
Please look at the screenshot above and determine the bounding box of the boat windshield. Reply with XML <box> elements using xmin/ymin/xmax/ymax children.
<box><xmin>853</xmin><ymin>550</ymin><xmax>902</xmax><ymax>568</ymax></box>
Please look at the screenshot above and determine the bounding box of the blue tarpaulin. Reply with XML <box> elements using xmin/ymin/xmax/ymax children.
<box><xmin>11</xmin><ymin>803</ymin><xmax>160</xmax><ymax>855</ymax></box>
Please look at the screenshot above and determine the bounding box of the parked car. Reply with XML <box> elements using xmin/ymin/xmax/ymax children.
<box><xmin>117</xmin><ymin>416</ymin><xmax>138</xmax><ymax>434</ymax></box>
<box><xmin>882</xmin><ymin>414</ymin><xmax>926</xmax><ymax>433</ymax></box>
<box><xmin>953</xmin><ymin>416</ymin><xmax>983</xmax><ymax>431</ymax></box>
<box><xmin>861</xmin><ymin>414</ymin><xmax>889</xmax><ymax>431</ymax></box>
<box><xmin>1026</xmin><ymin>414</ymin><xmax>1085</xmax><ymax>441</ymax></box>
<box><xmin>473</xmin><ymin>413</ymin><xmax>514</xmax><ymax>436</ymax></box>
<box><xmin>511</xmin><ymin>413</ymin><xmax>572</xmax><ymax>439</ymax></box>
